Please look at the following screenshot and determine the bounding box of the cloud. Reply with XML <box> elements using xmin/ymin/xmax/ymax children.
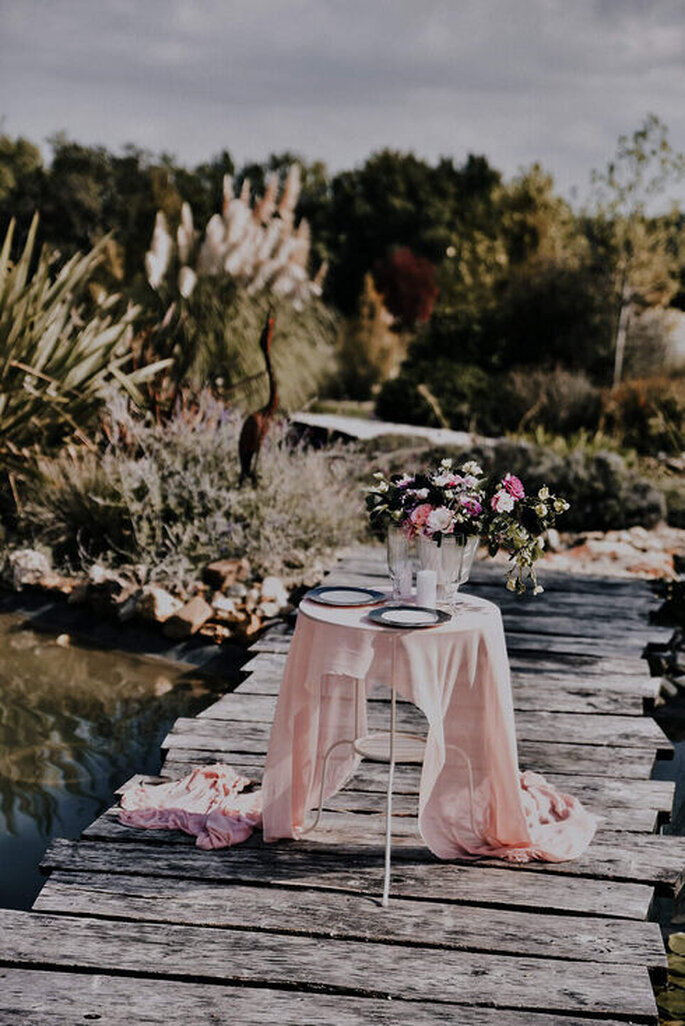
<box><xmin>1</xmin><ymin>0</ymin><xmax>684</xmax><ymax>204</ymax></box>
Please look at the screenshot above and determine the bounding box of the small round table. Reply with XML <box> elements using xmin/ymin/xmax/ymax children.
<box><xmin>261</xmin><ymin>593</ymin><xmax>596</xmax><ymax>904</ymax></box>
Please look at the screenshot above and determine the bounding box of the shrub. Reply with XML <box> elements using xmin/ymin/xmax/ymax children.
<box><xmin>0</xmin><ymin>215</ymin><xmax>166</xmax><ymax>464</ymax></box>
<box><xmin>19</xmin><ymin>397</ymin><xmax>363</xmax><ymax>588</ymax></box>
<box><xmin>500</xmin><ymin>367</ymin><xmax>602</xmax><ymax>435</ymax></box>
<box><xmin>375</xmin><ymin>360</ymin><xmax>495</xmax><ymax>432</ymax></box>
<box><xmin>600</xmin><ymin>377</ymin><xmax>685</xmax><ymax>455</ymax></box>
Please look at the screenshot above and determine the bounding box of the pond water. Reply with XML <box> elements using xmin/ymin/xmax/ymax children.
<box><xmin>0</xmin><ymin>612</ymin><xmax>230</xmax><ymax>910</ymax></box>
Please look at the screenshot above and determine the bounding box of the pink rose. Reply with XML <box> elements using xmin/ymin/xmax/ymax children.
<box><xmin>461</xmin><ymin>497</ymin><xmax>482</xmax><ymax>516</ymax></box>
<box><xmin>502</xmin><ymin>474</ymin><xmax>525</xmax><ymax>500</ymax></box>
<box><xmin>409</xmin><ymin>503</ymin><xmax>433</xmax><ymax>529</ymax></box>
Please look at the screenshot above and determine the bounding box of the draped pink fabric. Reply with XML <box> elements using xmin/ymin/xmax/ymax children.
<box><xmin>261</xmin><ymin>596</ymin><xmax>597</xmax><ymax>862</ymax></box>
<box><xmin>119</xmin><ymin>764</ymin><xmax>262</xmax><ymax>849</ymax></box>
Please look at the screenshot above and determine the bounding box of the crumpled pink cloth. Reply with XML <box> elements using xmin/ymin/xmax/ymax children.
<box><xmin>119</xmin><ymin>764</ymin><xmax>262</xmax><ymax>849</ymax></box>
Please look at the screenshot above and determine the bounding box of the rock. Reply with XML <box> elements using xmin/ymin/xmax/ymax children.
<box><xmin>210</xmin><ymin>593</ymin><xmax>246</xmax><ymax>624</ymax></box>
<box><xmin>203</xmin><ymin>558</ymin><xmax>251</xmax><ymax>592</ymax></box>
<box><xmin>163</xmin><ymin>595</ymin><xmax>214</xmax><ymax>639</ymax></box>
<box><xmin>67</xmin><ymin>581</ymin><xmax>90</xmax><ymax>605</ymax></box>
<box><xmin>260</xmin><ymin>575</ymin><xmax>290</xmax><ymax>609</ymax></box>
<box><xmin>544</xmin><ymin>528</ymin><xmax>561</xmax><ymax>552</ymax></box>
<box><xmin>9</xmin><ymin>549</ymin><xmax>51</xmax><ymax>589</ymax></box>
<box><xmin>87</xmin><ymin>569</ymin><xmax>137</xmax><ymax>617</ymax></box>
<box><xmin>259</xmin><ymin>600</ymin><xmax>282</xmax><ymax>618</ymax></box>
<box><xmin>37</xmin><ymin>571</ymin><xmax>80</xmax><ymax>596</ymax></box>
<box><xmin>626</xmin><ymin>552</ymin><xmax>674</xmax><ymax>578</ymax></box>
<box><xmin>55</xmin><ymin>634</ymin><xmax>71</xmax><ymax>647</ymax></box>
<box><xmin>227</xmin><ymin>582</ymin><xmax>248</xmax><ymax>599</ymax></box>
<box><xmin>116</xmin><ymin>589</ymin><xmax>143</xmax><ymax>623</ymax></box>
<box><xmin>245</xmin><ymin>587</ymin><xmax>262</xmax><ymax>611</ymax></box>
<box><xmin>137</xmin><ymin>586</ymin><xmax>184</xmax><ymax>624</ymax></box>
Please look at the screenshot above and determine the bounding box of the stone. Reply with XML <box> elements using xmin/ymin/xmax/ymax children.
<box><xmin>37</xmin><ymin>571</ymin><xmax>80</xmax><ymax>596</ymax></box>
<box><xmin>67</xmin><ymin>581</ymin><xmax>90</xmax><ymax>605</ymax></box>
<box><xmin>227</xmin><ymin>582</ymin><xmax>248</xmax><ymax>599</ymax></box>
<box><xmin>162</xmin><ymin>595</ymin><xmax>214</xmax><ymax>639</ymax></box>
<box><xmin>210</xmin><ymin>593</ymin><xmax>244</xmax><ymax>623</ymax></box>
<box><xmin>245</xmin><ymin>587</ymin><xmax>262</xmax><ymax>611</ymax></box>
<box><xmin>8</xmin><ymin>549</ymin><xmax>51</xmax><ymax>589</ymax></box>
<box><xmin>544</xmin><ymin>528</ymin><xmax>561</xmax><ymax>552</ymax></box>
<box><xmin>260</xmin><ymin>575</ymin><xmax>290</xmax><ymax>609</ymax></box>
<box><xmin>259</xmin><ymin>600</ymin><xmax>282</xmax><ymax>618</ymax></box>
<box><xmin>137</xmin><ymin>586</ymin><xmax>183</xmax><ymax>624</ymax></box>
<box><xmin>116</xmin><ymin>589</ymin><xmax>143</xmax><ymax>623</ymax></box>
<box><xmin>203</xmin><ymin>558</ymin><xmax>251</xmax><ymax>592</ymax></box>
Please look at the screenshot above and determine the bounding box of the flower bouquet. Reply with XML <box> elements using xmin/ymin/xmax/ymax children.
<box><xmin>366</xmin><ymin>457</ymin><xmax>569</xmax><ymax>594</ymax></box>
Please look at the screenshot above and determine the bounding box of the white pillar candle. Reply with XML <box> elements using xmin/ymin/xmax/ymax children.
<box><xmin>416</xmin><ymin>569</ymin><xmax>437</xmax><ymax>608</ymax></box>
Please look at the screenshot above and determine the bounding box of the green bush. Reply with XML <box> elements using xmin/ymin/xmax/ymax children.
<box><xmin>0</xmin><ymin>215</ymin><xmax>167</xmax><ymax>463</ymax></box>
<box><xmin>375</xmin><ymin>360</ymin><xmax>495</xmax><ymax>431</ymax></box>
<box><xmin>19</xmin><ymin>397</ymin><xmax>363</xmax><ymax>588</ymax></box>
<box><xmin>600</xmin><ymin>377</ymin><xmax>685</xmax><ymax>455</ymax></box>
<box><xmin>500</xmin><ymin>367</ymin><xmax>602</xmax><ymax>435</ymax></box>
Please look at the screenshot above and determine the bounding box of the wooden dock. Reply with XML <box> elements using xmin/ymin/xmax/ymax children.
<box><xmin>1</xmin><ymin>547</ymin><xmax>683</xmax><ymax>1024</ymax></box>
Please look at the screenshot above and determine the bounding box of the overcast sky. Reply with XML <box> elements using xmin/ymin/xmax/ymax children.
<box><xmin>2</xmin><ymin>0</ymin><xmax>685</xmax><ymax>204</ymax></box>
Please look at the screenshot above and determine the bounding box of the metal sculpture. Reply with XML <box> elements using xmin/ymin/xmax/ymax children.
<box><xmin>238</xmin><ymin>311</ymin><xmax>278</xmax><ymax>485</ymax></box>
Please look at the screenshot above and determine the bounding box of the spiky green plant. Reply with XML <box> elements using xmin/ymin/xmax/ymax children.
<box><xmin>0</xmin><ymin>214</ymin><xmax>169</xmax><ymax>464</ymax></box>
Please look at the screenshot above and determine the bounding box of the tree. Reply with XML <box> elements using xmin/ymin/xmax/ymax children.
<box><xmin>590</xmin><ymin>114</ymin><xmax>685</xmax><ymax>387</ymax></box>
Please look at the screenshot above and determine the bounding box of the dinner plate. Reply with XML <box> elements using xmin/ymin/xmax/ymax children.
<box><xmin>367</xmin><ymin>605</ymin><xmax>451</xmax><ymax>628</ymax></box>
<box><xmin>306</xmin><ymin>585</ymin><xmax>386</xmax><ymax>607</ymax></box>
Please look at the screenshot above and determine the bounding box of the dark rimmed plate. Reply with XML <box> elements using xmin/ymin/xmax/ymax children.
<box><xmin>306</xmin><ymin>585</ymin><xmax>386</xmax><ymax>607</ymax></box>
<box><xmin>367</xmin><ymin>605</ymin><xmax>451</xmax><ymax>628</ymax></box>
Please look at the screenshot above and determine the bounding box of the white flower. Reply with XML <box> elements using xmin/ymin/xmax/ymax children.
<box><xmin>426</xmin><ymin>506</ymin><xmax>454</xmax><ymax>534</ymax></box>
<box><xmin>533</xmin><ymin>584</ymin><xmax>544</xmax><ymax>596</ymax></box>
<box><xmin>440</xmin><ymin>458</ymin><xmax>452</xmax><ymax>468</ymax></box>
<box><xmin>492</xmin><ymin>489</ymin><xmax>515</xmax><ymax>513</ymax></box>
<box><xmin>461</xmin><ymin>461</ymin><xmax>483</xmax><ymax>477</ymax></box>
<box><xmin>534</xmin><ymin>502</ymin><xmax>548</xmax><ymax>517</ymax></box>
<box><xmin>377</xmin><ymin>481</ymin><xmax>389</xmax><ymax>493</ymax></box>
<box><xmin>432</xmin><ymin>472</ymin><xmax>453</xmax><ymax>487</ymax></box>
<box><xmin>373</xmin><ymin>472</ymin><xmax>384</xmax><ymax>479</ymax></box>
<box><xmin>412</xmin><ymin>488</ymin><xmax>429</xmax><ymax>499</ymax></box>
<box><xmin>463</xmin><ymin>475</ymin><xmax>478</xmax><ymax>489</ymax></box>
<box><xmin>538</xmin><ymin>486</ymin><xmax>550</xmax><ymax>500</ymax></box>
<box><xmin>506</xmin><ymin>577</ymin><xmax>517</xmax><ymax>592</ymax></box>
<box><xmin>554</xmin><ymin>498</ymin><xmax>570</xmax><ymax>513</ymax></box>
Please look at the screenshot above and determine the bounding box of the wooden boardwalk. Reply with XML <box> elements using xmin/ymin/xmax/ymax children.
<box><xmin>1</xmin><ymin>547</ymin><xmax>684</xmax><ymax>1024</ymax></box>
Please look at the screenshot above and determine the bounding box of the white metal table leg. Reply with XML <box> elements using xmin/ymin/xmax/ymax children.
<box><xmin>382</xmin><ymin>678</ymin><xmax>396</xmax><ymax>907</ymax></box>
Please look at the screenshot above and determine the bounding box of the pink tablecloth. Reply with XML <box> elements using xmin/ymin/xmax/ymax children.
<box><xmin>261</xmin><ymin>595</ymin><xmax>597</xmax><ymax>862</ymax></box>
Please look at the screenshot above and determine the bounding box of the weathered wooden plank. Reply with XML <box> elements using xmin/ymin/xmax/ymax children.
<box><xmin>205</xmin><ymin>682</ymin><xmax>651</xmax><ymax>720</ymax></box>
<box><xmin>184</xmin><ymin>707</ymin><xmax>670</xmax><ymax>752</ymax></box>
<box><xmin>81</xmin><ymin>803</ymin><xmax>685</xmax><ymax>896</ymax></box>
<box><xmin>0</xmin><ymin>967</ymin><xmax>646</xmax><ymax>1026</ymax></box>
<box><xmin>0</xmin><ymin>909</ymin><xmax>657</xmax><ymax>1019</ymax></box>
<box><xmin>42</xmin><ymin>838</ymin><xmax>656</xmax><ymax>920</ymax></box>
<box><xmin>33</xmin><ymin>870</ymin><xmax>667</xmax><ymax>975</ymax></box>
<box><xmin>159</xmin><ymin>728</ymin><xmax>661</xmax><ymax>778</ymax></box>
<box><xmin>150</xmin><ymin>758</ymin><xmax>674</xmax><ymax>814</ymax></box>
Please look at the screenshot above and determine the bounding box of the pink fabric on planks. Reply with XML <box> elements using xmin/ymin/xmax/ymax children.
<box><xmin>119</xmin><ymin>763</ymin><xmax>262</xmax><ymax>849</ymax></box>
<box><xmin>261</xmin><ymin>595</ymin><xmax>597</xmax><ymax>862</ymax></box>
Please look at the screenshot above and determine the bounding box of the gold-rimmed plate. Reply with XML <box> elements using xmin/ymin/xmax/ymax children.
<box><xmin>367</xmin><ymin>605</ymin><xmax>451</xmax><ymax>628</ymax></box>
<box><xmin>306</xmin><ymin>586</ymin><xmax>386</xmax><ymax>607</ymax></box>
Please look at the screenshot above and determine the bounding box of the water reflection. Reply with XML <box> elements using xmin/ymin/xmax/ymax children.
<box><xmin>0</xmin><ymin>613</ymin><xmax>229</xmax><ymax>910</ymax></box>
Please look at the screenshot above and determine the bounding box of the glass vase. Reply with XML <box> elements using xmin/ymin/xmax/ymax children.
<box><xmin>417</xmin><ymin>533</ymin><xmax>479</xmax><ymax>604</ymax></box>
